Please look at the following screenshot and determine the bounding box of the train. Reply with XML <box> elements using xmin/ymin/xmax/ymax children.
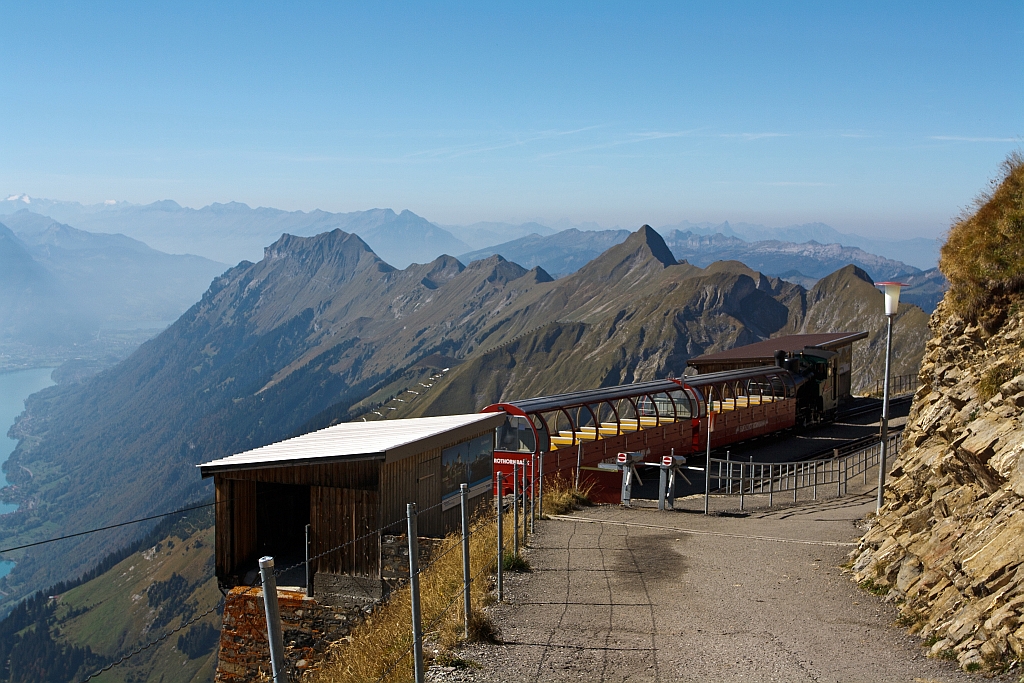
<box><xmin>483</xmin><ymin>347</ymin><xmax>841</xmax><ymax>502</ymax></box>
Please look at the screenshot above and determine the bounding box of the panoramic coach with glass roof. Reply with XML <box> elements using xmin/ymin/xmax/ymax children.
<box><xmin>483</xmin><ymin>364</ymin><xmax>807</xmax><ymax>502</ymax></box>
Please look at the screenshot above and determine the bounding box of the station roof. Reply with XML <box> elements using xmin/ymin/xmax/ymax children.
<box><xmin>198</xmin><ymin>412</ymin><xmax>506</xmax><ymax>476</ymax></box>
<box><xmin>687</xmin><ymin>332</ymin><xmax>867</xmax><ymax>367</ymax></box>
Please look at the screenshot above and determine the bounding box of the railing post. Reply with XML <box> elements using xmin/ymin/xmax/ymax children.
<box><xmin>496</xmin><ymin>473</ymin><xmax>504</xmax><ymax>602</ymax></box>
<box><xmin>407</xmin><ymin>504</ymin><xmax>424</xmax><ymax>683</ymax></box>
<box><xmin>258</xmin><ymin>557</ymin><xmax>287</xmax><ymax>683</ymax></box>
<box><xmin>793</xmin><ymin>464</ymin><xmax>798</xmax><ymax>503</ymax></box>
<box><xmin>460</xmin><ymin>483</ymin><xmax>471</xmax><ymax>639</ymax></box>
<box><xmin>768</xmin><ymin>464</ymin><xmax>774</xmax><ymax>507</ymax></box>
<box><xmin>726</xmin><ymin>450</ymin><xmax>732</xmax><ymax>494</ymax></box>
<box><xmin>813</xmin><ymin>461</ymin><xmax>818</xmax><ymax>501</ymax></box>
<box><xmin>739</xmin><ymin>462</ymin><xmax>745</xmax><ymax>511</ymax></box>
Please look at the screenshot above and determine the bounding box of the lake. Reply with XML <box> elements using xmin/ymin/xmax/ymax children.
<box><xmin>0</xmin><ymin>367</ymin><xmax>55</xmax><ymax>580</ymax></box>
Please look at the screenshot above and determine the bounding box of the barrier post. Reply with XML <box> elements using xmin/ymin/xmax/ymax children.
<box><xmin>258</xmin><ymin>557</ymin><xmax>286</xmax><ymax>683</ymax></box>
<box><xmin>813</xmin><ymin>461</ymin><xmax>818</xmax><ymax>501</ymax></box>
<box><xmin>407</xmin><ymin>504</ymin><xmax>424</xmax><ymax>683</ymax></box>
<box><xmin>496</xmin><ymin>473</ymin><xmax>504</xmax><ymax>602</ymax></box>
<box><xmin>460</xmin><ymin>483</ymin><xmax>471</xmax><ymax>639</ymax></box>
<box><xmin>768</xmin><ymin>464</ymin><xmax>774</xmax><ymax>507</ymax></box>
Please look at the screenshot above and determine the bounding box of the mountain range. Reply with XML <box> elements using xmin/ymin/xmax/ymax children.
<box><xmin>0</xmin><ymin>224</ymin><xmax>930</xmax><ymax>618</ymax></box>
<box><xmin>0</xmin><ymin>212</ymin><xmax>227</xmax><ymax>367</ymax></box>
<box><xmin>2</xmin><ymin>194</ymin><xmax>941</xmax><ymax>271</ymax></box>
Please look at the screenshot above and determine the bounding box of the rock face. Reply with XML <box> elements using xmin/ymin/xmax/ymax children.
<box><xmin>851</xmin><ymin>296</ymin><xmax>1024</xmax><ymax>671</ymax></box>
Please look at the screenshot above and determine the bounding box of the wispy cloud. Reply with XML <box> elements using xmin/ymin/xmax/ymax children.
<box><xmin>759</xmin><ymin>181</ymin><xmax>834</xmax><ymax>187</ymax></box>
<box><xmin>537</xmin><ymin>129</ymin><xmax>702</xmax><ymax>158</ymax></box>
<box><xmin>719</xmin><ymin>132</ymin><xmax>791</xmax><ymax>140</ymax></box>
<box><xmin>406</xmin><ymin>126</ymin><xmax>605</xmax><ymax>159</ymax></box>
<box><xmin>931</xmin><ymin>135</ymin><xmax>1018</xmax><ymax>143</ymax></box>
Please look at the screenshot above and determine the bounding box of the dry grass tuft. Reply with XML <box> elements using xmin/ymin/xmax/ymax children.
<box><xmin>541</xmin><ymin>474</ymin><xmax>594</xmax><ymax>516</ymax></box>
<box><xmin>940</xmin><ymin>152</ymin><xmax>1024</xmax><ymax>323</ymax></box>
<box><xmin>312</xmin><ymin>507</ymin><xmax>522</xmax><ymax>683</ymax></box>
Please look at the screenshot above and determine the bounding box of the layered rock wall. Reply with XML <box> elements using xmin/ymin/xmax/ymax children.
<box><xmin>852</xmin><ymin>297</ymin><xmax>1024</xmax><ymax>671</ymax></box>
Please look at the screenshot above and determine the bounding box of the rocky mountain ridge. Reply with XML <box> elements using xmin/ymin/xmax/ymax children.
<box><xmin>850</xmin><ymin>155</ymin><xmax>1024</xmax><ymax>672</ymax></box>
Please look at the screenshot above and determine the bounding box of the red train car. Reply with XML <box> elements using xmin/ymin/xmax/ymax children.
<box><xmin>483</xmin><ymin>366</ymin><xmax>799</xmax><ymax>503</ymax></box>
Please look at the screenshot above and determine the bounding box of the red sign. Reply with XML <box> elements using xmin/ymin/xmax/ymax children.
<box><xmin>662</xmin><ymin>455</ymin><xmax>673</xmax><ymax>467</ymax></box>
<box><xmin>616</xmin><ymin>452</ymin><xmax>628</xmax><ymax>463</ymax></box>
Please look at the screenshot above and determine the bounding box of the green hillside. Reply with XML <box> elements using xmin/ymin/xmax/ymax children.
<box><xmin>0</xmin><ymin>510</ymin><xmax>219</xmax><ymax>683</ymax></box>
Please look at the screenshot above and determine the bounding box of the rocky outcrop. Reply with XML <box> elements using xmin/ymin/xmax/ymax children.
<box><xmin>851</xmin><ymin>296</ymin><xmax>1024</xmax><ymax>671</ymax></box>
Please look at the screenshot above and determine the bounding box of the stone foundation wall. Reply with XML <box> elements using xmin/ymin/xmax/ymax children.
<box><xmin>215</xmin><ymin>586</ymin><xmax>368</xmax><ymax>682</ymax></box>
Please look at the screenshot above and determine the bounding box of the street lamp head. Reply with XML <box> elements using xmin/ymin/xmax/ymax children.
<box><xmin>875</xmin><ymin>281</ymin><xmax>908</xmax><ymax>317</ymax></box>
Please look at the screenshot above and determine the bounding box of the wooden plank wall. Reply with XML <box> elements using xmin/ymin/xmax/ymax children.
<box><xmin>215</xmin><ymin>477</ymin><xmax>256</xmax><ymax>580</ymax></box>
<box><xmin>311</xmin><ymin>486</ymin><xmax>380</xmax><ymax>577</ymax></box>
<box><xmin>379</xmin><ymin>448</ymin><xmax>443</xmax><ymax>537</ymax></box>
<box><xmin>217</xmin><ymin>460</ymin><xmax>379</xmax><ymax>489</ymax></box>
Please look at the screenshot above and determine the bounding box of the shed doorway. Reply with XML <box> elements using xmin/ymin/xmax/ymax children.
<box><xmin>256</xmin><ymin>482</ymin><xmax>310</xmax><ymax>576</ymax></box>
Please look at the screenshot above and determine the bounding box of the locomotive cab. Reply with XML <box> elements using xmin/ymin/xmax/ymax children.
<box><xmin>778</xmin><ymin>347</ymin><xmax>839</xmax><ymax>424</ymax></box>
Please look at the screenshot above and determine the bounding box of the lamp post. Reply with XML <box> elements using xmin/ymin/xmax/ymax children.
<box><xmin>874</xmin><ymin>281</ymin><xmax>907</xmax><ymax>512</ymax></box>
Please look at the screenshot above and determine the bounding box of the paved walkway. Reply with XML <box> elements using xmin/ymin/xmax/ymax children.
<box><xmin>443</xmin><ymin>493</ymin><xmax>1000</xmax><ymax>683</ymax></box>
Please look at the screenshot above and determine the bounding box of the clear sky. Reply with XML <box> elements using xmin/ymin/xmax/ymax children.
<box><xmin>1</xmin><ymin>2</ymin><xmax>1021</xmax><ymax>238</ymax></box>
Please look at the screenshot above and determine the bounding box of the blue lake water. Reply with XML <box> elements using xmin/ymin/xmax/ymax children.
<box><xmin>0</xmin><ymin>367</ymin><xmax>56</xmax><ymax>580</ymax></box>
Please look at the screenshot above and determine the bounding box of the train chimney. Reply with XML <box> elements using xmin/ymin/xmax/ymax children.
<box><xmin>774</xmin><ymin>350</ymin><xmax>787</xmax><ymax>368</ymax></box>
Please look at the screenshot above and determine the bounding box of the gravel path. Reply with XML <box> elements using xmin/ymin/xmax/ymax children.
<box><xmin>429</xmin><ymin>493</ymin><xmax>1009</xmax><ymax>683</ymax></box>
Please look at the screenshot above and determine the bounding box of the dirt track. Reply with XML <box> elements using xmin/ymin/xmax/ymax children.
<box><xmin>432</xmin><ymin>492</ymin><xmax>1005</xmax><ymax>683</ymax></box>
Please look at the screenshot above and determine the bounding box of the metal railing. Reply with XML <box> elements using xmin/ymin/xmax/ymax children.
<box><xmin>869</xmin><ymin>374</ymin><xmax>919</xmax><ymax>398</ymax></box>
<box><xmin>706</xmin><ymin>432</ymin><xmax>903</xmax><ymax>510</ymax></box>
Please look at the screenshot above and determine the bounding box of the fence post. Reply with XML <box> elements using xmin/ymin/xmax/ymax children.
<box><xmin>522</xmin><ymin>462</ymin><xmax>529</xmax><ymax>547</ymax></box>
<box><xmin>496</xmin><ymin>473</ymin><xmax>504</xmax><ymax>602</ymax></box>
<box><xmin>460</xmin><ymin>483</ymin><xmax>471</xmax><ymax>639</ymax></box>
<box><xmin>305</xmin><ymin>524</ymin><xmax>313</xmax><ymax>598</ymax></box>
<box><xmin>529</xmin><ymin>454</ymin><xmax>536</xmax><ymax>534</ymax></box>
<box><xmin>538</xmin><ymin>452</ymin><xmax>544</xmax><ymax>518</ymax></box>
<box><xmin>512</xmin><ymin>463</ymin><xmax>520</xmax><ymax>558</ymax></box>
<box><xmin>768</xmin><ymin>465</ymin><xmax>773</xmax><ymax>507</ymax></box>
<box><xmin>407</xmin><ymin>503</ymin><xmax>424</xmax><ymax>683</ymax></box>
<box><xmin>258</xmin><ymin>557</ymin><xmax>287</xmax><ymax>683</ymax></box>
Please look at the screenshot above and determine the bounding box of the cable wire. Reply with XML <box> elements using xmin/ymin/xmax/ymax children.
<box><xmin>0</xmin><ymin>500</ymin><xmax>220</xmax><ymax>554</ymax></box>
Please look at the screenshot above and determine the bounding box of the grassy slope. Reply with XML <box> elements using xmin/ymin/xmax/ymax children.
<box><xmin>52</xmin><ymin>524</ymin><xmax>220</xmax><ymax>683</ymax></box>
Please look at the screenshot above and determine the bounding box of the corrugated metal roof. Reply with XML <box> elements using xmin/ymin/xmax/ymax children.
<box><xmin>687</xmin><ymin>332</ymin><xmax>867</xmax><ymax>366</ymax></box>
<box><xmin>198</xmin><ymin>412</ymin><xmax>506</xmax><ymax>476</ymax></box>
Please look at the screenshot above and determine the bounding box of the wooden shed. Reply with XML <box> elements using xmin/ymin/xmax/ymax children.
<box><xmin>198</xmin><ymin>412</ymin><xmax>505</xmax><ymax>592</ymax></box>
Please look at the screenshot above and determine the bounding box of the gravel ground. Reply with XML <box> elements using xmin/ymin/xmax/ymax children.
<box><xmin>427</xmin><ymin>492</ymin><xmax>1014</xmax><ymax>683</ymax></box>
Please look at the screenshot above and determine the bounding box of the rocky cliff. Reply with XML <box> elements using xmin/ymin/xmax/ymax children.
<box><xmin>851</xmin><ymin>155</ymin><xmax>1024</xmax><ymax>672</ymax></box>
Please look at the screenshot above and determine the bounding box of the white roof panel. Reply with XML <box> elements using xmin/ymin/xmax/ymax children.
<box><xmin>198</xmin><ymin>412</ymin><xmax>505</xmax><ymax>475</ymax></box>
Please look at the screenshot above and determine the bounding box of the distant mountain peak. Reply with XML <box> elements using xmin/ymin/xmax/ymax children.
<box><xmin>625</xmin><ymin>225</ymin><xmax>677</xmax><ymax>267</ymax></box>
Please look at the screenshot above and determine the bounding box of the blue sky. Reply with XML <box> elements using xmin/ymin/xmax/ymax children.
<box><xmin>1</xmin><ymin>2</ymin><xmax>1021</xmax><ymax>238</ymax></box>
